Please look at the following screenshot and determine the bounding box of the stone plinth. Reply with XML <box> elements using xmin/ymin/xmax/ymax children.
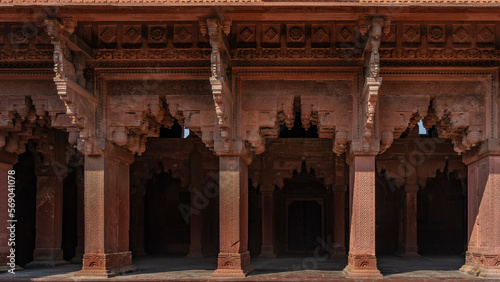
<box><xmin>212</xmin><ymin>251</ymin><xmax>254</xmax><ymax>278</ymax></box>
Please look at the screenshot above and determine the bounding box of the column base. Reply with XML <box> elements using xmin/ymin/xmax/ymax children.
<box><xmin>460</xmin><ymin>252</ymin><xmax>500</xmax><ymax>278</ymax></box>
<box><xmin>211</xmin><ymin>251</ymin><xmax>254</xmax><ymax>278</ymax></box>
<box><xmin>75</xmin><ymin>251</ymin><xmax>137</xmax><ymax>278</ymax></box>
<box><xmin>259</xmin><ymin>245</ymin><xmax>277</xmax><ymax>258</ymax></box>
<box><xmin>131</xmin><ymin>249</ymin><xmax>148</xmax><ymax>257</ymax></box>
<box><xmin>0</xmin><ymin>253</ymin><xmax>23</xmax><ymax>273</ymax></box>
<box><xmin>397</xmin><ymin>252</ymin><xmax>421</xmax><ymax>258</ymax></box>
<box><xmin>397</xmin><ymin>245</ymin><xmax>421</xmax><ymax>258</ymax></box>
<box><xmin>330</xmin><ymin>245</ymin><xmax>347</xmax><ymax>259</ymax></box>
<box><xmin>185</xmin><ymin>251</ymin><xmax>205</xmax><ymax>259</ymax></box>
<box><xmin>343</xmin><ymin>254</ymin><xmax>382</xmax><ymax>279</ymax></box>
<box><xmin>26</xmin><ymin>248</ymin><xmax>69</xmax><ymax>267</ymax></box>
<box><xmin>71</xmin><ymin>247</ymin><xmax>84</xmax><ymax>264</ymax></box>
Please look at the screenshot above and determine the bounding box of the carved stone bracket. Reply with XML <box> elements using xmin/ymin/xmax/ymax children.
<box><xmin>0</xmin><ymin>96</ymin><xmax>36</xmax><ymax>154</ymax></box>
<box><xmin>352</xmin><ymin>17</ymin><xmax>385</xmax><ymax>155</ymax></box>
<box><xmin>301</xmin><ymin>96</ymin><xmax>352</xmax><ymax>156</ymax></box>
<box><xmin>240</xmin><ymin>96</ymin><xmax>294</xmax><ymax>154</ymax></box>
<box><xmin>45</xmin><ymin>19</ymin><xmax>98</xmax><ymax>155</ymax></box>
<box><xmin>107</xmin><ymin>95</ymin><xmax>166</xmax><ymax>155</ymax></box>
<box><xmin>207</xmin><ymin>18</ymin><xmax>233</xmax><ymax>153</ymax></box>
<box><xmin>427</xmin><ymin>95</ymin><xmax>485</xmax><ymax>154</ymax></box>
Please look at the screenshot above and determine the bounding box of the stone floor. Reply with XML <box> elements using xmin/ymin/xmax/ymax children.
<box><xmin>0</xmin><ymin>254</ymin><xmax>486</xmax><ymax>281</ymax></box>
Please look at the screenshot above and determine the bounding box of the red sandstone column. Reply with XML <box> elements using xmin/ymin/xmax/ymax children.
<box><xmin>186</xmin><ymin>184</ymin><xmax>204</xmax><ymax>258</ymax></box>
<box><xmin>343</xmin><ymin>154</ymin><xmax>382</xmax><ymax>278</ymax></box>
<box><xmin>332</xmin><ymin>186</ymin><xmax>347</xmax><ymax>258</ymax></box>
<box><xmin>211</xmin><ymin>154</ymin><xmax>254</xmax><ymax>277</ymax></box>
<box><xmin>398</xmin><ymin>144</ymin><xmax>421</xmax><ymax>258</ymax></box>
<box><xmin>186</xmin><ymin>147</ymin><xmax>204</xmax><ymax>258</ymax></box>
<box><xmin>260</xmin><ymin>188</ymin><xmax>275</xmax><ymax>258</ymax></box>
<box><xmin>71</xmin><ymin>165</ymin><xmax>85</xmax><ymax>263</ymax></box>
<box><xmin>460</xmin><ymin>149</ymin><xmax>500</xmax><ymax>278</ymax></box>
<box><xmin>0</xmin><ymin>150</ymin><xmax>21</xmax><ymax>272</ymax></box>
<box><xmin>75</xmin><ymin>143</ymin><xmax>136</xmax><ymax>277</ymax></box>
<box><xmin>331</xmin><ymin>155</ymin><xmax>347</xmax><ymax>258</ymax></box>
<box><xmin>129</xmin><ymin>162</ymin><xmax>148</xmax><ymax>257</ymax></box>
<box><xmin>398</xmin><ymin>184</ymin><xmax>420</xmax><ymax>258</ymax></box>
<box><xmin>129</xmin><ymin>184</ymin><xmax>146</xmax><ymax>257</ymax></box>
<box><xmin>186</xmin><ymin>144</ymin><xmax>205</xmax><ymax>258</ymax></box>
<box><xmin>259</xmin><ymin>153</ymin><xmax>276</xmax><ymax>258</ymax></box>
<box><xmin>28</xmin><ymin>130</ymin><xmax>68</xmax><ymax>267</ymax></box>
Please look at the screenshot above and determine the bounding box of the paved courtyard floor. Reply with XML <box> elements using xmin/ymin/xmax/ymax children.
<box><xmin>0</xmin><ymin>254</ymin><xmax>487</xmax><ymax>281</ymax></box>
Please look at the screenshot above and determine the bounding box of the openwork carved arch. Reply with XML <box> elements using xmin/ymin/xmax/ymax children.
<box><xmin>378</xmin><ymin>68</ymin><xmax>497</xmax><ymax>155</ymax></box>
<box><xmin>95</xmin><ymin>68</ymin><xmax>217</xmax><ymax>154</ymax></box>
<box><xmin>234</xmin><ymin>68</ymin><xmax>360</xmax><ymax>156</ymax></box>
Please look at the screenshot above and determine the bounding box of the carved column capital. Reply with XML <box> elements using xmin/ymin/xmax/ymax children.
<box><xmin>462</xmin><ymin>138</ymin><xmax>500</xmax><ymax>165</ymax></box>
<box><xmin>214</xmin><ymin>139</ymin><xmax>252</xmax><ymax>165</ymax></box>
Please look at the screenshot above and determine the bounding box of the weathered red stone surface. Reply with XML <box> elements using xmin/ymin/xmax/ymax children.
<box><xmin>343</xmin><ymin>155</ymin><xmax>382</xmax><ymax>278</ymax></box>
<box><xmin>212</xmin><ymin>154</ymin><xmax>255</xmax><ymax>277</ymax></box>
<box><xmin>0</xmin><ymin>1</ymin><xmax>499</xmax><ymax>279</ymax></box>
<box><xmin>75</xmin><ymin>144</ymin><xmax>137</xmax><ymax>277</ymax></box>
<box><xmin>460</xmin><ymin>142</ymin><xmax>500</xmax><ymax>278</ymax></box>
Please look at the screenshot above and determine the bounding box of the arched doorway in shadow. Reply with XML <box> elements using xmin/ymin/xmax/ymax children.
<box><xmin>144</xmin><ymin>169</ymin><xmax>190</xmax><ymax>255</ymax></box>
<box><xmin>129</xmin><ymin>128</ymin><xmax>220</xmax><ymax>258</ymax></box>
<box><xmin>376</xmin><ymin>125</ymin><xmax>467</xmax><ymax>258</ymax></box>
<box><xmin>275</xmin><ymin>162</ymin><xmax>329</xmax><ymax>255</ymax></box>
<box><xmin>417</xmin><ymin>168</ymin><xmax>466</xmax><ymax>255</ymax></box>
